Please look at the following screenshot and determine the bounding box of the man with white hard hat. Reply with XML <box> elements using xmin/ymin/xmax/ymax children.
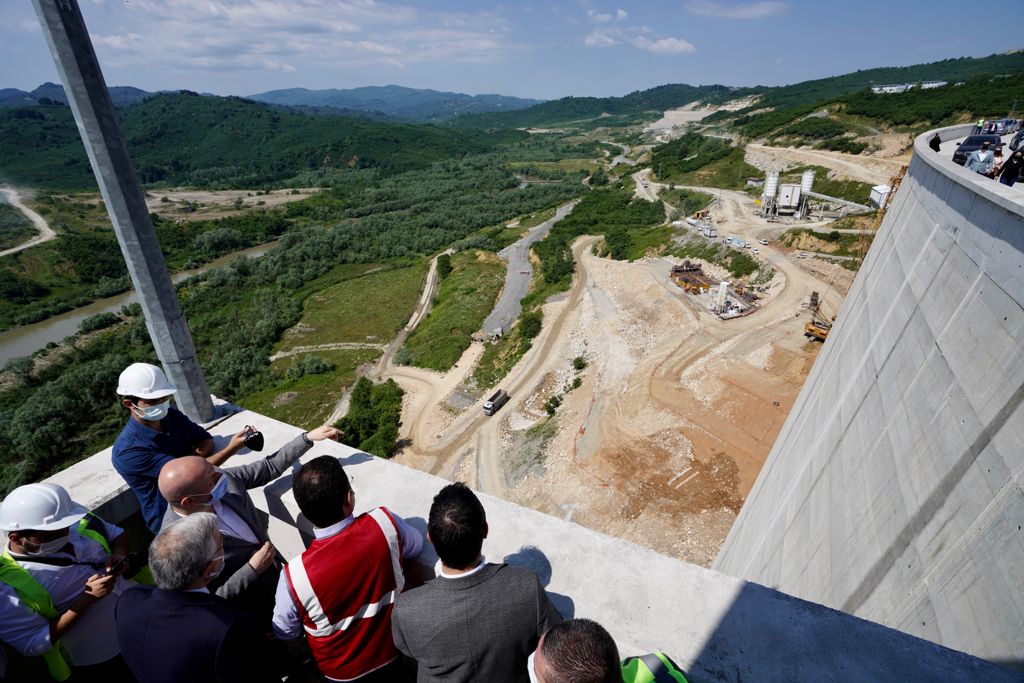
<box><xmin>0</xmin><ymin>483</ymin><xmax>134</xmax><ymax>681</ymax></box>
<box><xmin>112</xmin><ymin>362</ymin><xmax>250</xmax><ymax>533</ymax></box>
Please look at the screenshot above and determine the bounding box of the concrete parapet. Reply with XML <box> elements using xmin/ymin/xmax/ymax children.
<box><xmin>715</xmin><ymin>124</ymin><xmax>1024</xmax><ymax>668</ymax></box>
<box><xmin>43</xmin><ymin>408</ymin><xmax>1019</xmax><ymax>681</ymax></box>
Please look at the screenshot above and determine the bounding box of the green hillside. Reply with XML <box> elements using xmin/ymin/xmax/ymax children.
<box><xmin>0</xmin><ymin>92</ymin><xmax>522</xmax><ymax>189</ymax></box>
<box><xmin>450</xmin><ymin>83</ymin><xmax>730</xmax><ymax>129</ymax></box>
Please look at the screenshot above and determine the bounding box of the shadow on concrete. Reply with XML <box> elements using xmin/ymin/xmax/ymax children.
<box><xmin>682</xmin><ymin>582</ymin><xmax>1022</xmax><ymax>682</ymax></box>
<box><xmin>504</xmin><ymin>545</ymin><xmax>575</xmax><ymax>619</ymax></box>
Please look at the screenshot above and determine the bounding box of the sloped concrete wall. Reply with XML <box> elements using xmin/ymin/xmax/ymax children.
<box><xmin>715</xmin><ymin>124</ymin><xmax>1024</xmax><ymax>666</ymax></box>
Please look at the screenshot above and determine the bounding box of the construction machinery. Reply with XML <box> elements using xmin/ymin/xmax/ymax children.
<box><xmin>804</xmin><ymin>291</ymin><xmax>834</xmax><ymax>342</ymax></box>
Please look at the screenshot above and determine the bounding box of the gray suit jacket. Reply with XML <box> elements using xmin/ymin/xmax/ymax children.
<box><xmin>162</xmin><ymin>432</ymin><xmax>312</xmax><ymax>615</ymax></box>
<box><xmin>391</xmin><ymin>563</ymin><xmax>562</xmax><ymax>683</ymax></box>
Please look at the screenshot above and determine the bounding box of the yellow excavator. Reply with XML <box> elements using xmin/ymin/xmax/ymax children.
<box><xmin>804</xmin><ymin>291</ymin><xmax>834</xmax><ymax>342</ymax></box>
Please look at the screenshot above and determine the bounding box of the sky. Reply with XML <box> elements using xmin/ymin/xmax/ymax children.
<box><xmin>2</xmin><ymin>1</ymin><xmax>1022</xmax><ymax>101</ymax></box>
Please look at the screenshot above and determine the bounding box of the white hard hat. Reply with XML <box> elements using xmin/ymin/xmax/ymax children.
<box><xmin>0</xmin><ymin>483</ymin><xmax>88</xmax><ymax>532</ymax></box>
<box><xmin>116</xmin><ymin>362</ymin><xmax>176</xmax><ymax>399</ymax></box>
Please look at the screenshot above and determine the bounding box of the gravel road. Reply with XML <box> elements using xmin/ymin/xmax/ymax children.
<box><xmin>481</xmin><ymin>200</ymin><xmax>578</xmax><ymax>336</ymax></box>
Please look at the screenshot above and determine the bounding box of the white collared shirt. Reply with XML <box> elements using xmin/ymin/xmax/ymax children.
<box><xmin>0</xmin><ymin>520</ymin><xmax>125</xmax><ymax>665</ymax></box>
<box><xmin>436</xmin><ymin>556</ymin><xmax>487</xmax><ymax>579</ymax></box>
<box><xmin>212</xmin><ymin>500</ymin><xmax>258</xmax><ymax>544</ymax></box>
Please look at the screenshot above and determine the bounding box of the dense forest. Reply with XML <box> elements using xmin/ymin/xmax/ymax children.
<box><xmin>0</xmin><ymin>92</ymin><xmax>524</xmax><ymax>189</ymax></box>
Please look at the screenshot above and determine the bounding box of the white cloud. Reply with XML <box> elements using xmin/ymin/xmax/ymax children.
<box><xmin>82</xmin><ymin>0</ymin><xmax>516</xmax><ymax>77</ymax></box>
<box><xmin>616</xmin><ymin>9</ymin><xmax>628</xmax><ymax>21</ymax></box>
<box><xmin>587</xmin><ymin>10</ymin><xmax>613</xmax><ymax>23</ymax></box>
<box><xmin>686</xmin><ymin>1</ymin><xmax>789</xmax><ymax>19</ymax></box>
<box><xmin>584</xmin><ymin>29</ymin><xmax>619</xmax><ymax>47</ymax></box>
<box><xmin>632</xmin><ymin>36</ymin><xmax>696</xmax><ymax>55</ymax></box>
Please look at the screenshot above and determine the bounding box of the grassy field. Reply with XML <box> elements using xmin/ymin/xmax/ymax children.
<box><xmin>400</xmin><ymin>250</ymin><xmax>505</xmax><ymax>371</ymax></box>
<box><xmin>508</xmin><ymin>159</ymin><xmax>599</xmax><ymax>174</ymax></box>
<box><xmin>0</xmin><ymin>202</ymin><xmax>37</xmax><ymax>251</ymax></box>
<box><xmin>236</xmin><ymin>349</ymin><xmax>381</xmax><ymax>429</ymax></box>
<box><xmin>665</xmin><ymin>147</ymin><xmax>761</xmax><ymax>190</ymax></box>
<box><xmin>621</xmin><ymin>225</ymin><xmax>675</xmax><ymax>260</ymax></box>
<box><xmin>276</xmin><ymin>262</ymin><xmax>428</xmax><ymax>352</ymax></box>
<box><xmin>782</xmin><ymin>165</ymin><xmax>874</xmax><ymax>204</ymax></box>
<box><xmin>473</xmin><ymin>333</ymin><xmax>531</xmax><ymax>389</ymax></box>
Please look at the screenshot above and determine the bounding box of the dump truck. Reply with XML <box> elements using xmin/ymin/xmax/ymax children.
<box><xmin>483</xmin><ymin>389</ymin><xmax>510</xmax><ymax>416</ymax></box>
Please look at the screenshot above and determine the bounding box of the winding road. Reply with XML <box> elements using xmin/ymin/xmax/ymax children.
<box><xmin>0</xmin><ymin>187</ymin><xmax>56</xmax><ymax>258</ymax></box>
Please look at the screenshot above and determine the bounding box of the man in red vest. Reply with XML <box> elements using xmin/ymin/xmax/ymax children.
<box><xmin>271</xmin><ymin>456</ymin><xmax>423</xmax><ymax>682</ymax></box>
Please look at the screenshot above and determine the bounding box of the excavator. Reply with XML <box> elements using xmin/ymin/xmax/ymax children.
<box><xmin>804</xmin><ymin>291</ymin><xmax>834</xmax><ymax>342</ymax></box>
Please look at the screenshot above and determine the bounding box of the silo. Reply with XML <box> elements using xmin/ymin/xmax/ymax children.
<box><xmin>801</xmin><ymin>170</ymin><xmax>815</xmax><ymax>194</ymax></box>
<box><xmin>763</xmin><ymin>172</ymin><xmax>780</xmax><ymax>201</ymax></box>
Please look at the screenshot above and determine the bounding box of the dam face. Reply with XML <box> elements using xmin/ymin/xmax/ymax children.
<box><xmin>715</xmin><ymin>125</ymin><xmax>1024</xmax><ymax>665</ymax></box>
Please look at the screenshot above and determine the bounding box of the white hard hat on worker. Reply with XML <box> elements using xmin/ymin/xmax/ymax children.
<box><xmin>0</xmin><ymin>483</ymin><xmax>87</xmax><ymax>531</ymax></box>
<box><xmin>116</xmin><ymin>362</ymin><xmax>177</xmax><ymax>399</ymax></box>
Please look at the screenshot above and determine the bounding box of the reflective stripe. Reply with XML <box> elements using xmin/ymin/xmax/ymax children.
<box><xmin>622</xmin><ymin>653</ymin><xmax>687</xmax><ymax>683</ymax></box>
<box><xmin>368</xmin><ymin>508</ymin><xmax>404</xmax><ymax>595</ymax></box>
<box><xmin>75</xmin><ymin>513</ymin><xmax>111</xmax><ymax>554</ymax></box>
<box><xmin>287</xmin><ymin>556</ymin><xmax>332</xmax><ymax>634</ymax></box>
<box><xmin>289</xmin><ymin>509</ymin><xmax>405</xmax><ymax>639</ymax></box>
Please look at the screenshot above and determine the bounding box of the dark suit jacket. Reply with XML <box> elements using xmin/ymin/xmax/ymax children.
<box><xmin>161</xmin><ymin>432</ymin><xmax>312</xmax><ymax>615</ymax></box>
<box><xmin>115</xmin><ymin>585</ymin><xmax>279</xmax><ymax>683</ymax></box>
<box><xmin>391</xmin><ymin>563</ymin><xmax>563</xmax><ymax>683</ymax></box>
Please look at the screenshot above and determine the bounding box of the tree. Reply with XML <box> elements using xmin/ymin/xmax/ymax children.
<box><xmin>519</xmin><ymin>311</ymin><xmax>542</xmax><ymax>339</ymax></box>
<box><xmin>437</xmin><ymin>253</ymin><xmax>453</xmax><ymax>280</ymax></box>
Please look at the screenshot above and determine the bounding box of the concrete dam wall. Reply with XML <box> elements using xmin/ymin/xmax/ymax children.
<box><xmin>714</xmin><ymin>125</ymin><xmax>1024</xmax><ymax>666</ymax></box>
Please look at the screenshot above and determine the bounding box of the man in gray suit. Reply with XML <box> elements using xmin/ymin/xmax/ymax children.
<box><xmin>158</xmin><ymin>424</ymin><xmax>340</xmax><ymax>618</ymax></box>
<box><xmin>392</xmin><ymin>483</ymin><xmax>562</xmax><ymax>682</ymax></box>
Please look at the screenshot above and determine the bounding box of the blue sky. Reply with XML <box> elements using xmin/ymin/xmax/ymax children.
<box><xmin>2</xmin><ymin>1</ymin><xmax>1021</xmax><ymax>100</ymax></box>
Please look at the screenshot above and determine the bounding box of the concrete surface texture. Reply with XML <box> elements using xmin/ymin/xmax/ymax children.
<box><xmin>47</xmin><ymin>408</ymin><xmax>1019</xmax><ymax>681</ymax></box>
<box><xmin>715</xmin><ymin>124</ymin><xmax>1024</xmax><ymax>668</ymax></box>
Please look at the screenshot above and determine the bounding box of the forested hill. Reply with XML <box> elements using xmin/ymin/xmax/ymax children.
<box><xmin>248</xmin><ymin>85</ymin><xmax>543</xmax><ymax>122</ymax></box>
<box><xmin>0</xmin><ymin>92</ymin><xmax>521</xmax><ymax>189</ymax></box>
<box><xmin>737</xmin><ymin>50</ymin><xmax>1024</xmax><ymax>110</ymax></box>
<box><xmin>450</xmin><ymin>51</ymin><xmax>1024</xmax><ymax>130</ymax></box>
<box><xmin>450</xmin><ymin>83</ymin><xmax>731</xmax><ymax>129</ymax></box>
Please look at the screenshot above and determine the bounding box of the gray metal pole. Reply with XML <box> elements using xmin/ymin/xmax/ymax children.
<box><xmin>31</xmin><ymin>0</ymin><xmax>214</xmax><ymax>422</ymax></box>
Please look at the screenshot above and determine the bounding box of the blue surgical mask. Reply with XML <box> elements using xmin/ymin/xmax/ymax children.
<box><xmin>133</xmin><ymin>400</ymin><xmax>170</xmax><ymax>422</ymax></box>
<box><xmin>208</xmin><ymin>475</ymin><xmax>228</xmax><ymax>503</ymax></box>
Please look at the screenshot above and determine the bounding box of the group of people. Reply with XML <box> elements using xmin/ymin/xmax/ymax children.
<box><xmin>1</xmin><ymin>363</ymin><xmax>687</xmax><ymax>682</ymax></box>
<box><xmin>930</xmin><ymin>131</ymin><xmax>1023</xmax><ymax>187</ymax></box>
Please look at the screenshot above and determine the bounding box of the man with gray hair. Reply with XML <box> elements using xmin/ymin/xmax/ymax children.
<box><xmin>114</xmin><ymin>512</ymin><xmax>280</xmax><ymax>682</ymax></box>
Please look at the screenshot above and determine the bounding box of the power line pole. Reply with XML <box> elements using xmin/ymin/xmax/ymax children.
<box><xmin>31</xmin><ymin>0</ymin><xmax>214</xmax><ymax>422</ymax></box>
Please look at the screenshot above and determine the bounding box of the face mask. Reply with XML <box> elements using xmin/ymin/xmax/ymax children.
<box><xmin>133</xmin><ymin>400</ymin><xmax>170</xmax><ymax>422</ymax></box>
<box><xmin>207</xmin><ymin>551</ymin><xmax>225</xmax><ymax>580</ymax></box>
<box><xmin>208</xmin><ymin>475</ymin><xmax>228</xmax><ymax>503</ymax></box>
<box><xmin>23</xmin><ymin>533</ymin><xmax>70</xmax><ymax>555</ymax></box>
<box><xmin>527</xmin><ymin>651</ymin><xmax>539</xmax><ymax>683</ymax></box>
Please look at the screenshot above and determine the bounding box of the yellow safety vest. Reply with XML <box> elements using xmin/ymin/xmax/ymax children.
<box><xmin>0</xmin><ymin>512</ymin><xmax>116</xmax><ymax>680</ymax></box>
<box><xmin>0</xmin><ymin>547</ymin><xmax>72</xmax><ymax>681</ymax></box>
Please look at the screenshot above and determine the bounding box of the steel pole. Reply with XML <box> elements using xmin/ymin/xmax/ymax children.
<box><xmin>31</xmin><ymin>0</ymin><xmax>214</xmax><ymax>422</ymax></box>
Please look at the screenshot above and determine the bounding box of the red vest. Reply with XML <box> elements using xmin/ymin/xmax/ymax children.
<box><xmin>285</xmin><ymin>507</ymin><xmax>405</xmax><ymax>681</ymax></box>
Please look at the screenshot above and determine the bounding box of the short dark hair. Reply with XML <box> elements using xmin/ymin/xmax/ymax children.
<box><xmin>293</xmin><ymin>456</ymin><xmax>350</xmax><ymax>528</ymax></box>
<box><xmin>428</xmin><ymin>483</ymin><xmax>486</xmax><ymax>570</ymax></box>
<box><xmin>541</xmin><ymin>618</ymin><xmax>621</xmax><ymax>683</ymax></box>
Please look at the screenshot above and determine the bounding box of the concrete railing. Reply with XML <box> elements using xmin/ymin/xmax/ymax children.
<box><xmin>715</xmin><ymin>123</ymin><xmax>1024</xmax><ymax>668</ymax></box>
<box><xmin>42</xmin><ymin>407</ymin><xmax>1019</xmax><ymax>681</ymax></box>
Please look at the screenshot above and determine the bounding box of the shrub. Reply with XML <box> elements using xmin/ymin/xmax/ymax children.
<box><xmin>520</xmin><ymin>311</ymin><xmax>542</xmax><ymax>339</ymax></box>
<box><xmin>286</xmin><ymin>355</ymin><xmax>335</xmax><ymax>380</ymax></box>
<box><xmin>78</xmin><ymin>312</ymin><xmax>120</xmax><ymax>334</ymax></box>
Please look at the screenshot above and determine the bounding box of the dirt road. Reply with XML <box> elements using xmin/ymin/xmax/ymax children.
<box><xmin>745</xmin><ymin>143</ymin><xmax>902</xmax><ymax>186</ymax></box>
<box><xmin>0</xmin><ymin>187</ymin><xmax>57</xmax><ymax>257</ymax></box>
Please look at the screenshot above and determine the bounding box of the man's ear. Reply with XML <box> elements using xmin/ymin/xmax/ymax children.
<box><xmin>483</xmin><ymin>522</ymin><xmax>489</xmax><ymax>540</ymax></box>
<box><xmin>426</xmin><ymin>531</ymin><xmax>432</xmax><ymax>545</ymax></box>
<box><xmin>121</xmin><ymin>399</ymin><xmax>134</xmax><ymax>410</ymax></box>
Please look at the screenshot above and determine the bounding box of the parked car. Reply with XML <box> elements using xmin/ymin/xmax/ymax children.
<box><xmin>759</xmin><ymin>238</ymin><xmax>768</xmax><ymax>245</ymax></box>
<box><xmin>1010</xmin><ymin>129</ymin><xmax>1024</xmax><ymax>151</ymax></box>
<box><xmin>952</xmin><ymin>134</ymin><xmax>1003</xmax><ymax>166</ymax></box>
<box><xmin>1003</xmin><ymin>119</ymin><xmax>1020</xmax><ymax>134</ymax></box>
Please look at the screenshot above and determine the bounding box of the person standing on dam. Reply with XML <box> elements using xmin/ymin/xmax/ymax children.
<box><xmin>111</xmin><ymin>362</ymin><xmax>251</xmax><ymax>533</ymax></box>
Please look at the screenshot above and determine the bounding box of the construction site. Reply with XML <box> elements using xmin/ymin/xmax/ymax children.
<box><xmin>382</xmin><ymin>152</ymin><xmax>916</xmax><ymax>567</ymax></box>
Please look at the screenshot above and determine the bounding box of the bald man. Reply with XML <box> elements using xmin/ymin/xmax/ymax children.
<box><xmin>159</xmin><ymin>425</ymin><xmax>340</xmax><ymax>618</ymax></box>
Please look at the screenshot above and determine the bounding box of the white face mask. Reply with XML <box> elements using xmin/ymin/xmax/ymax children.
<box><xmin>207</xmin><ymin>551</ymin><xmax>225</xmax><ymax>580</ymax></box>
<box><xmin>527</xmin><ymin>650</ymin><xmax>539</xmax><ymax>683</ymax></box>
<box><xmin>23</xmin><ymin>533</ymin><xmax>70</xmax><ymax>556</ymax></box>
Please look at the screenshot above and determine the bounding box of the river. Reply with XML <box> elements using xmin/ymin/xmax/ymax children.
<box><xmin>0</xmin><ymin>242</ymin><xmax>274</xmax><ymax>366</ymax></box>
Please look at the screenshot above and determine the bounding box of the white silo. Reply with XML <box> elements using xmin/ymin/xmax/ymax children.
<box><xmin>801</xmin><ymin>170</ymin><xmax>815</xmax><ymax>194</ymax></box>
<box><xmin>763</xmin><ymin>172</ymin><xmax>780</xmax><ymax>201</ymax></box>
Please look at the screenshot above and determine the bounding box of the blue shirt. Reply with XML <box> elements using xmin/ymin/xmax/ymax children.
<box><xmin>111</xmin><ymin>407</ymin><xmax>211</xmax><ymax>532</ymax></box>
